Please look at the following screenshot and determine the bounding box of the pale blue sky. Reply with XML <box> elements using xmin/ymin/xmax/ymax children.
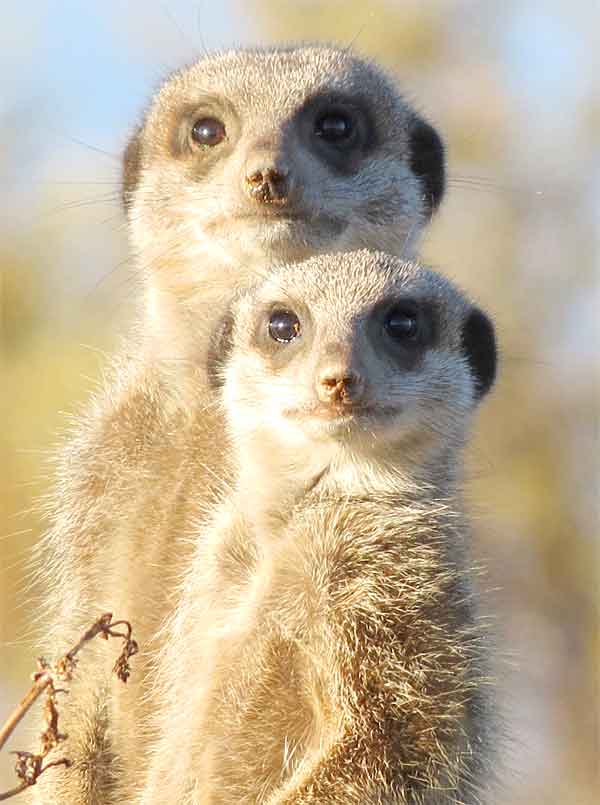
<box><xmin>2</xmin><ymin>2</ymin><xmax>593</xmax><ymax>170</ymax></box>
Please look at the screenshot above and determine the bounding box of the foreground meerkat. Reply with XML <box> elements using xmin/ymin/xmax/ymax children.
<box><xmin>31</xmin><ymin>45</ymin><xmax>446</xmax><ymax>804</ymax></box>
<box><xmin>138</xmin><ymin>250</ymin><xmax>497</xmax><ymax>805</ymax></box>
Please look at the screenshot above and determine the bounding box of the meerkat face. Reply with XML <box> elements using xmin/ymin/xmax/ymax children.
<box><xmin>123</xmin><ymin>46</ymin><xmax>444</xmax><ymax>284</ymax></box>
<box><xmin>216</xmin><ymin>251</ymin><xmax>496</xmax><ymax>466</ymax></box>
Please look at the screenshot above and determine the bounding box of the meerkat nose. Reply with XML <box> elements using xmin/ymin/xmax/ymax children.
<box><xmin>316</xmin><ymin>366</ymin><xmax>365</xmax><ymax>405</ymax></box>
<box><xmin>244</xmin><ymin>155</ymin><xmax>290</xmax><ymax>204</ymax></box>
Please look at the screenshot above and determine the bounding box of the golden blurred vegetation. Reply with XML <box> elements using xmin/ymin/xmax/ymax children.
<box><xmin>1</xmin><ymin>1</ymin><xmax>597</xmax><ymax>801</ymax></box>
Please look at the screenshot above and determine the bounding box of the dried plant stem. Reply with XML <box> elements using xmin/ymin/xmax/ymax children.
<box><xmin>0</xmin><ymin>612</ymin><xmax>137</xmax><ymax>801</ymax></box>
<box><xmin>0</xmin><ymin>784</ymin><xmax>28</xmax><ymax>802</ymax></box>
<box><xmin>0</xmin><ymin>673</ymin><xmax>53</xmax><ymax>755</ymax></box>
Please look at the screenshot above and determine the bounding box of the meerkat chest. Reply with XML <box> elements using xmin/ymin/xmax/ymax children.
<box><xmin>192</xmin><ymin>557</ymin><xmax>331</xmax><ymax>801</ymax></box>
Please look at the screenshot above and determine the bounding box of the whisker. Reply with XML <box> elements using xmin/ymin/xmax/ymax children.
<box><xmin>195</xmin><ymin>4</ymin><xmax>212</xmax><ymax>60</ymax></box>
<box><xmin>50</xmin><ymin>131</ymin><xmax>120</xmax><ymax>162</ymax></box>
<box><xmin>159</xmin><ymin>2</ymin><xmax>201</xmax><ymax>60</ymax></box>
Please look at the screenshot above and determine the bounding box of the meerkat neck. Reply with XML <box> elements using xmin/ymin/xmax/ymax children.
<box><xmin>233</xmin><ymin>441</ymin><xmax>329</xmax><ymax>538</ymax></box>
<box><xmin>139</xmin><ymin>256</ymin><xmax>271</xmax><ymax>406</ymax></box>
<box><xmin>233</xmin><ymin>434</ymin><xmax>463</xmax><ymax>548</ymax></box>
<box><xmin>324</xmin><ymin>450</ymin><xmax>461</xmax><ymax>499</ymax></box>
<box><xmin>142</xmin><ymin>247</ymin><xmax>351</xmax><ymax>407</ymax></box>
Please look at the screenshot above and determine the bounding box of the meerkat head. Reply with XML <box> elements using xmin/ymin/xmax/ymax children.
<box><xmin>213</xmin><ymin>250</ymin><xmax>495</xmax><ymax>481</ymax></box>
<box><xmin>123</xmin><ymin>45</ymin><xmax>444</xmax><ymax>313</ymax></box>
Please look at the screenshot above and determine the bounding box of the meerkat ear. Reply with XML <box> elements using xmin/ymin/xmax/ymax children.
<box><xmin>207</xmin><ymin>312</ymin><xmax>235</xmax><ymax>391</ymax></box>
<box><xmin>461</xmin><ymin>307</ymin><xmax>497</xmax><ymax>401</ymax></box>
<box><xmin>122</xmin><ymin>126</ymin><xmax>143</xmax><ymax>213</ymax></box>
<box><xmin>408</xmin><ymin>116</ymin><xmax>446</xmax><ymax>217</ymax></box>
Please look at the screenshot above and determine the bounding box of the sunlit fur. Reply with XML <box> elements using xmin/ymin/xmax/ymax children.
<box><xmin>138</xmin><ymin>252</ymin><xmax>497</xmax><ymax>805</ymax></box>
<box><xmin>30</xmin><ymin>45</ymin><xmax>445</xmax><ymax>805</ymax></box>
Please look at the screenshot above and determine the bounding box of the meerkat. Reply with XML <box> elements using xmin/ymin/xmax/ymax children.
<box><xmin>124</xmin><ymin>44</ymin><xmax>445</xmax><ymax>391</ymax></box>
<box><xmin>31</xmin><ymin>45</ymin><xmax>446</xmax><ymax>804</ymax></box>
<box><xmin>137</xmin><ymin>249</ymin><xmax>497</xmax><ymax>805</ymax></box>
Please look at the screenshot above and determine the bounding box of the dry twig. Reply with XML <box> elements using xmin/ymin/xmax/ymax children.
<box><xmin>0</xmin><ymin>613</ymin><xmax>137</xmax><ymax>801</ymax></box>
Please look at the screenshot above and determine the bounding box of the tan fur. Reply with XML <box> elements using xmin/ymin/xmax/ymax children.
<box><xmin>30</xmin><ymin>360</ymin><xmax>227</xmax><ymax>804</ymax></box>
<box><xmin>30</xmin><ymin>45</ymin><xmax>446</xmax><ymax>804</ymax></box>
<box><xmin>137</xmin><ymin>252</ymin><xmax>497</xmax><ymax>804</ymax></box>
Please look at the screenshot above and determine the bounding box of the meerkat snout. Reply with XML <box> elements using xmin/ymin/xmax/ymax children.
<box><xmin>316</xmin><ymin>360</ymin><xmax>365</xmax><ymax>406</ymax></box>
<box><xmin>245</xmin><ymin>156</ymin><xmax>290</xmax><ymax>204</ymax></box>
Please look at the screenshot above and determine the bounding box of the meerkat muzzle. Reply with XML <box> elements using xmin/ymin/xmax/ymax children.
<box><xmin>245</xmin><ymin>163</ymin><xmax>290</xmax><ymax>204</ymax></box>
<box><xmin>316</xmin><ymin>368</ymin><xmax>365</xmax><ymax>406</ymax></box>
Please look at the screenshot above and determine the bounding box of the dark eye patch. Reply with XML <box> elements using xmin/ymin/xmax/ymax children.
<box><xmin>301</xmin><ymin>92</ymin><xmax>376</xmax><ymax>174</ymax></box>
<box><xmin>367</xmin><ymin>296</ymin><xmax>437</xmax><ymax>369</ymax></box>
<box><xmin>314</xmin><ymin>110</ymin><xmax>356</xmax><ymax>147</ymax></box>
<box><xmin>384</xmin><ymin>303</ymin><xmax>420</xmax><ymax>343</ymax></box>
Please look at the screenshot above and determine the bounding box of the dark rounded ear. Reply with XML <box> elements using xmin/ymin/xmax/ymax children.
<box><xmin>461</xmin><ymin>307</ymin><xmax>497</xmax><ymax>401</ymax></box>
<box><xmin>207</xmin><ymin>312</ymin><xmax>235</xmax><ymax>391</ymax></box>
<box><xmin>408</xmin><ymin>116</ymin><xmax>446</xmax><ymax>217</ymax></box>
<box><xmin>122</xmin><ymin>126</ymin><xmax>143</xmax><ymax>213</ymax></box>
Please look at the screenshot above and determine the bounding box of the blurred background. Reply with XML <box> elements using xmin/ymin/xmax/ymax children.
<box><xmin>1</xmin><ymin>1</ymin><xmax>597</xmax><ymax>801</ymax></box>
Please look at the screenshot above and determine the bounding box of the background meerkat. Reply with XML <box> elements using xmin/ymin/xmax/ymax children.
<box><xmin>124</xmin><ymin>44</ymin><xmax>445</xmax><ymax>389</ymax></box>
<box><xmin>29</xmin><ymin>45</ymin><xmax>446</xmax><ymax>804</ymax></box>
<box><xmin>138</xmin><ymin>249</ymin><xmax>497</xmax><ymax>805</ymax></box>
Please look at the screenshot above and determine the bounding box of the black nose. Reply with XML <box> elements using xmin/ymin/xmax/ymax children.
<box><xmin>245</xmin><ymin>161</ymin><xmax>289</xmax><ymax>203</ymax></box>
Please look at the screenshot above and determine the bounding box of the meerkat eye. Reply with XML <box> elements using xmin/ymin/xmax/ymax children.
<box><xmin>268</xmin><ymin>309</ymin><xmax>301</xmax><ymax>343</ymax></box>
<box><xmin>384</xmin><ymin>304</ymin><xmax>420</xmax><ymax>342</ymax></box>
<box><xmin>314</xmin><ymin>111</ymin><xmax>355</xmax><ymax>144</ymax></box>
<box><xmin>191</xmin><ymin>117</ymin><xmax>226</xmax><ymax>147</ymax></box>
